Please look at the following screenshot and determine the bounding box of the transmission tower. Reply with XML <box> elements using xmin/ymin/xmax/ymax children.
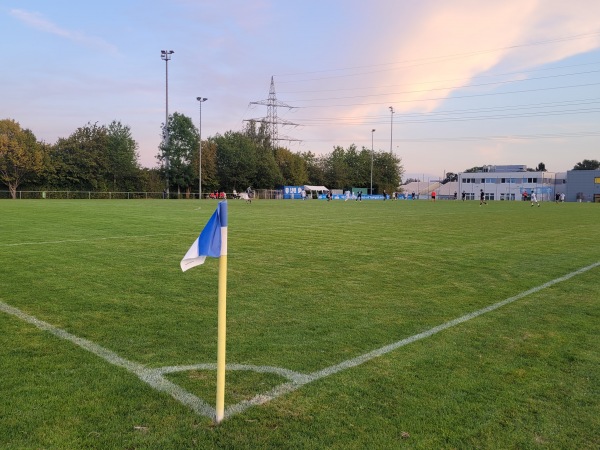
<box><xmin>246</xmin><ymin>76</ymin><xmax>301</xmax><ymax>149</ymax></box>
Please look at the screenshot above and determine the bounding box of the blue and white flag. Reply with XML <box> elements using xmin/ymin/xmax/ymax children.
<box><xmin>181</xmin><ymin>201</ymin><xmax>228</xmax><ymax>272</ymax></box>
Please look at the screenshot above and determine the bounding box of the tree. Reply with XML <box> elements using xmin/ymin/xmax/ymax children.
<box><xmin>464</xmin><ymin>166</ymin><xmax>485</xmax><ymax>173</ymax></box>
<box><xmin>157</xmin><ymin>112</ymin><xmax>199</xmax><ymax>197</ymax></box>
<box><xmin>0</xmin><ymin>119</ymin><xmax>45</xmax><ymax>198</ymax></box>
<box><xmin>274</xmin><ymin>147</ymin><xmax>308</xmax><ymax>186</ymax></box>
<box><xmin>573</xmin><ymin>159</ymin><xmax>600</xmax><ymax>170</ymax></box>
<box><xmin>324</xmin><ymin>146</ymin><xmax>351</xmax><ymax>189</ymax></box>
<box><xmin>191</xmin><ymin>138</ymin><xmax>218</xmax><ymax>195</ymax></box>
<box><xmin>213</xmin><ymin>131</ymin><xmax>257</xmax><ymax>191</ymax></box>
<box><xmin>243</xmin><ymin>120</ymin><xmax>271</xmax><ymax>150</ymax></box>
<box><xmin>106</xmin><ymin>121</ymin><xmax>139</xmax><ymax>191</ymax></box>
<box><xmin>50</xmin><ymin>122</ymin><xmax>110</xmax><ymax>190</ymax></box>
<box><xmin>301</xmin><ymin>151</ymin><xmax>325</xmax><ymax>186</ymax></box>
<box><xmin>535</xmin><ymin>162</ymin><xmax>547</xmax><ymax>172</ymax></box>
<box><xmin>441</xmin><ymin>172</ymin><xmax>458</xmax><ymax>184</ymax></box>
<box><xmin>373</xmin><ymin>151</ymin><xmax>403</xmax><ymax>193</ymax></box>
<box><xmin>254</xmin><ymin>144</ymin><xmax>283</xmax><ymax>188</ymax></box>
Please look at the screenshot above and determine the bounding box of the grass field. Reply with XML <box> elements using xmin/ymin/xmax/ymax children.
<box><xmin>1</xmin><ymin>198</ymin><xmax>598</xmax><ymax>449</ymax></box>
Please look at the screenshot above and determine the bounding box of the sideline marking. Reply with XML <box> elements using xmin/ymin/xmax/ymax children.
<box><xmin>0</xmin><ymin>234</ymin><xmax>173</xmax><ymax>247</ymax></box>
<box><xmin>1</xmin><ymin>261</ymin><xmax>598</xmax><ymax>421</ymax></box>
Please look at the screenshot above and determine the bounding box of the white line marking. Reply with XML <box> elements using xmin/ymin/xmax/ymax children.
<box><xmin>1</xmin><ymin>261</ymin><xmax>598</xmax><ymax>422</ymax></box>
<box><xmin>224</xmin><ymin>260</ymin><xmax>600</xmax><ymax>418</ymax></box>
<box><xmin>0</xmin><ymin>302</ymin><xmax>215</xmax><ymax>418</ymax></box>
<box><xmin>0</xmin><ymin>234</ymin><xmax>172</xmax><ymax>247</ymax></box>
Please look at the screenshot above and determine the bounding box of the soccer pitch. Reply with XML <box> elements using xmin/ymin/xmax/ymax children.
<box><xmin>1</xmin><ymin>199</ymin><xmax>598</xmax><ymax>449</ymax></box>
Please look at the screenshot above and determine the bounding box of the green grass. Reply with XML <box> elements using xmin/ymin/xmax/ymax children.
<box><xmin>1</xmin><ymin>199</ymin><xmax>598</xmax><ymax>448</ymax></box>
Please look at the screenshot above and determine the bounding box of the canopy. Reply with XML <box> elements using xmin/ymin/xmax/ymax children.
<box><xmin>303</xmin><ymin>185</ymin><xmax>329</xmax><ymax>192</ymax></box>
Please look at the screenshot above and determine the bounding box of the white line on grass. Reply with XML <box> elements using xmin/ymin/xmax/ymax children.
<box><xmin>223</xmin><ymin>260</ymin><xmax>600</xmax><ymax>418</ymax></box>
<box><xmin>1</xmin><ymin>261</ymin><xmax>598</xmax><ymax>422</ymax></box>
<box><xmin>0</xmin><ymin>302</ymin><xmax>215</xmax><ymax>418</ymax></box>
<box><xmin>0</xmin><ymin>234</ymin><xmax>177</xmax><ymax>247</ymax></box>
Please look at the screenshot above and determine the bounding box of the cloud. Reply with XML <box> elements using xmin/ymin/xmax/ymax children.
<box><xmin>9</xmin><ymin>9</ymin><xmax>120</xmax><ymax>55</ymax></box>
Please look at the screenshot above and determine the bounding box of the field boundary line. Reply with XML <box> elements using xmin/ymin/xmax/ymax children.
<box><xmin>1</xmin><ymin>261</ymin><xmax>598</xmax><ymax>422</ymax></box>
<box><xmin>0</xmin><ymin>301</ymin><xmax>215</xmax><ymax>418</ymax></box>
<box><xmin>224</xmin><ymin>260</ymin><xmax>600</xmax><ymax>418</ymax></box>
<box><xmin>0</xmin><ymin>233</ymin><xmax>187</xmax><ymax>247</ymax></box>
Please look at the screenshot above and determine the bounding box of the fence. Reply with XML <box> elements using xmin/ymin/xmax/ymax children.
<box><xmin>0</xmin><ymin>190</ymin><xmax>284</xmax><ymax>200</ymax></box>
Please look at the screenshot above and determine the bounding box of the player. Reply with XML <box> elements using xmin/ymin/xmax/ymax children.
<box><xmin>530</xmin><ymin>190</ymin><xmax>540</xmax><ymax>207</ymax></box>
<box><xmin>479</xmin><ymin>189</ymin><xmax>487</xmax><ymax>206</ymax></box>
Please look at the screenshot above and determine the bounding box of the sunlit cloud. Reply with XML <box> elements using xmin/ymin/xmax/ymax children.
<box><xmin>9</xmin><ymin>9</ymin><xmax>120</xmax><ymax>56</ymax></box>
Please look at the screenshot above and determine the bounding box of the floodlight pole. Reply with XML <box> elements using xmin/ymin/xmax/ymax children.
<box><xmin>389</xmin><ymin>106</ymin><xmax>394</xmax><ymax>153</ymax></box>
<box><xmin>196</xmin><ymin>97</ymin><xmax>207</xmax><ymax>199</ymax></box>
<box><xmin>371</xmin><ymin>129</ymin><xmax>375</xmax><ymax>195</ymax></box>
<box><xmin>161</xmin><ymin>50</ymin><xmax>174</xmax><ymax>197</ymax></box>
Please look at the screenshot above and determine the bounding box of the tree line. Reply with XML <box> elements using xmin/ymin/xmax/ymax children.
<box><xmin>0</xmin><ymin>115</ymin><xmax>403</xmax><ymax>199</ymax></box>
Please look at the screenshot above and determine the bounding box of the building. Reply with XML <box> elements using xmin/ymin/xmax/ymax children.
<box><xmin>457</xmin><ymin>165</ymin><xmax>566</xmax><ymax>201</ymax></box>
<box><xmin>566</xmin><ymin>170</ymin><xmax>600</xmax><ymax>203</ymax></box>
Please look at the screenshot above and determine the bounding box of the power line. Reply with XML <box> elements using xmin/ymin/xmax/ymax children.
<box><xmin>300</xmin><ymin>131</ymin><xmax>600</xmax><ymax>143</ymax></box>
<box><xmin>291</xmin><ymin>81</ymin><xmax>600</xmax><ymax>109</ymax></box>
<box><xmin>284</xmin><ymin>71</ymin><xmax>600</xmax><ymax>104</ymax></box>
<box><xmin>275</xmin><ymin>30</ymin><xmax>600</xmax><ymax>81</ymax></box>
<box><xmin>279</xmin><ymin>66</ymin><xmax>600</xmax><ymax>97</ymax></box>
<box><xmin>292</xmin><ymin>98</ymin><xmax>600</xmax><ymax>123</ymax></box>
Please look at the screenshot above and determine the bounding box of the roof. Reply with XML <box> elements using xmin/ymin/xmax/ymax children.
<box><xmin>303</xmin><ymin>185</ymin><xmax>329</xmax><ymax>191</ymax></box>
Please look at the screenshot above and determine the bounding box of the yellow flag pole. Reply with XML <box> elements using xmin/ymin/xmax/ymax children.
<box><xmin>215</xmin><ymin>228</ymin><xmax>228</xmax><ymax>424</ymax></box>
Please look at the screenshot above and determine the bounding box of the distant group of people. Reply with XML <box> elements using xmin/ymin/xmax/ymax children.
<box><xmin>208</xmin><ymin>190</ymin><xmax>227</xmax><ymax>199</ymax></box>
<box><xmin>196</xmin><ymin>187</ymin><xmax>569</xmax><ymax>205</ymax></box>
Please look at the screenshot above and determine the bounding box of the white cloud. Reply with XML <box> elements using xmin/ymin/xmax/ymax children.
<box><xmin>9</xmin><ymin>9</ymin><xmax>120</xmax><ymax>56</ymax></box>
<box><xmin>350</xmin><ymin>1</ymin><xmax>600</xmax><ymax>116</ymax></box>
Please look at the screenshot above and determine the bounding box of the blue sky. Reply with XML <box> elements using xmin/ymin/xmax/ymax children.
<box><xmin>2</xmin><ymin>0</ymin><xmax>600</xmax><ymax>180</ymax></box>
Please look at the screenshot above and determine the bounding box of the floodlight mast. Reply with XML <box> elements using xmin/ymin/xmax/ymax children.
<box><xmin>389</xmin><ymin>106</ymin><xmax>394</xmax><ymax>153</ymax></box>
<box><xmin>371</xmin><ymin>129</ymin><xmax>376</xmax><ymax>195</ymax></box>
<box><xmin>196</xmin><ymin>97</ymin><xmax>208</xmax><ymax>198</ymax></box>
<box><xmin>161</xmin><ymin>50</ymin><xmax>174</xmax><ymax>196</ymax></box>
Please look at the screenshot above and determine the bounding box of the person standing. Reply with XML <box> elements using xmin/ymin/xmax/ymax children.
<box><xmin>383</xmin><ymin>190</ymin><xmax>387</xmax><ymax>200</ymax></box>
<box><xmin>431</xmin><ymin>191</ymin><xmax>436</xmax><ymax>202</ymax></box>
<box><xmin>531</xmin><ymin>190</ymin><xmax>540</xmax><ymax>207</ymax></box>
<box><xmin>462</xmin><ymin>191</ymin><xmax>466</xmax><ymax>201</ymax></box>
<box><xmin>479</xmin><ymin>189</ymin><xmax>487</xmax><ymax>206</ymax></box>
<box><xmin>356</xmin><ymin>191</ymin><xmax>362</xmax><ymax>202</ymax></box>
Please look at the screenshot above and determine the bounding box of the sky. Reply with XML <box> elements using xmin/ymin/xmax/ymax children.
<box><xmin>2</xmin><ymin>0</ymin><xmax>600</xmax><ymax>181</ymax></box>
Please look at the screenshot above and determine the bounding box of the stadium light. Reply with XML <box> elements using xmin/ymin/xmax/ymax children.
<box><xmin>389</xmin><ymin>106</ymin><xmax>394</xmax><ymax>153</ymax></box>
<box><xmin>161</xmin><ymin>50</ymin><xmax>174</xmax><ymax>197</ymax></box>
<box><xmin>371</xmin><ymin>129</ymin><xmax>375</xmax><ymax>195</ymax></box>
<box><xmin>196</xmin><ymin>97</ymin><xmax>208</xmax><ymax>198</ymax></box>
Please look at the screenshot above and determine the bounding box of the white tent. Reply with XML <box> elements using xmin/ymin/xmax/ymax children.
<box><xmin>303</xmin><ymin>185</ymin><xmax>329</xmax><ymax>192</ymax></box>
<box><xmin>302</xmin><ymin>185</ymin><xmax>328</xmax><ymax>199</ymax></box>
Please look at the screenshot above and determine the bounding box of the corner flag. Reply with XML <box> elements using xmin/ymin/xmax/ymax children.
<box><xmin>180</xmin><ymin>200</ymin><xmax>229</xmax><ymax>424</ymax></box>
<box><xmin>181</xmin><ymin>201</ymin><xmax>228</xmax><ymax>272</ymax></box>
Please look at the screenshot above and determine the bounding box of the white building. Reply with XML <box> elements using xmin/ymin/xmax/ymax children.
<box><xmin>457</xmin><ymin>165</ymin><xmax>566</xmax><ymax>201</ymax></box>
